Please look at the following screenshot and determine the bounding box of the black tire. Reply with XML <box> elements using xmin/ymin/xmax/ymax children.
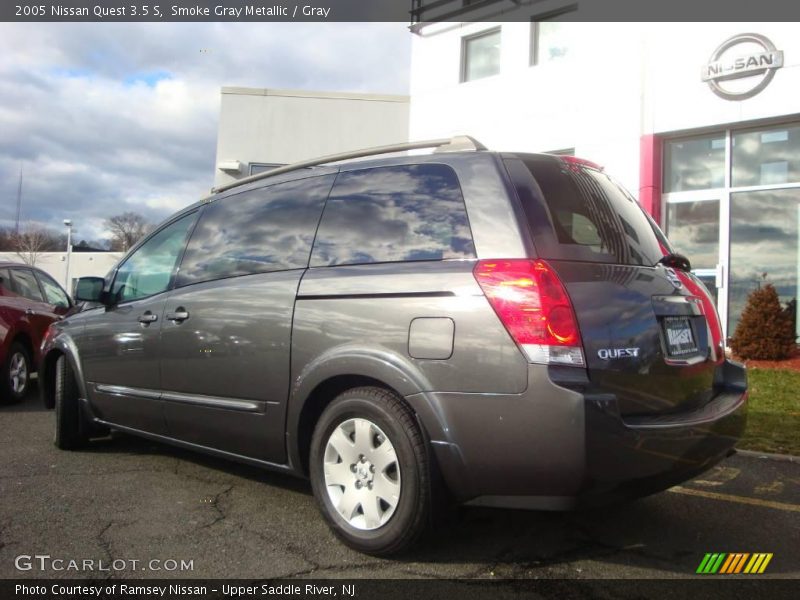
<box><xmin>54</xmin><ymin>355</ymin><xmax>89</xmax><ymax>450</ymax></box>
<box><xmin>1</xmin><ymin>342</ymin><xmax>31</xmax><ymax>404</ymax></box>
<box><xmin>309</xmin><ymin>386</ymin><xmax>430</xmax><ymax>555</ymax></box>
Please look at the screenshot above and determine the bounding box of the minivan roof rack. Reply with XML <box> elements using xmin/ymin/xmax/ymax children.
<box><xmin>211</xmin><ymin>135</ymin><xmax>487</xmax><ymax>194</ymax></box>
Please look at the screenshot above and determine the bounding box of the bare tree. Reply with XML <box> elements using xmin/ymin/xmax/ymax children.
<box><xmin>105</xmin><ymin>212</ymin><xmax>151</xmax><ymax>252</ymax></box>
<box><xmin>13</xmin><ymin>225</ymin><xmax>56</xmax><ymax>266</ymax></box>
<box><xmin>0</xmin><ymin>227</ymin><xmax>14</xmax><ymax>251</ymax></box>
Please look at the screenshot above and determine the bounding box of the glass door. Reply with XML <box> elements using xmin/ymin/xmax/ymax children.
<box><xmin>664</xmin><ymin>193</ymin><xmax>727</xmax><ymax>330</ymax></box>
<box><xmin>663</xmin><ymin>132</ymin><xmax>730</xmax><ymax>335</ymax></box>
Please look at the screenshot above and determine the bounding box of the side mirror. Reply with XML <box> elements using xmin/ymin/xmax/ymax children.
<box><xmin>658</xmin><ymin>252</ymin><xmax>692</xmax><ymax>273</ymax></box>
<box><xmin>74</xmin><ymin>277</ymin><xmax>107</xmax><ymax>304</ymax></box>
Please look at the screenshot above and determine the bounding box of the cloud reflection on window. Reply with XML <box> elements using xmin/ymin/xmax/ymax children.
<box><xmin>729</xmin><ymin>189</ymin><xmax>800</xmax><ymax>338</ymax></box>
<box><xmin>311</xmin><ymin>164</ymin><xmax>476</xmax><ymax>267</ymax></box>
<box><xmin>177</xmin><ymin>174</ymin><xmax>335</xmax><ymax>286</ymax></box>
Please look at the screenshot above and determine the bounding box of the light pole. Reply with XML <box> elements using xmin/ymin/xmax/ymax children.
<box><xmin>63</xmin><ymin>219</ymin><xmax>73</xmax><ymax>293</ymax></box>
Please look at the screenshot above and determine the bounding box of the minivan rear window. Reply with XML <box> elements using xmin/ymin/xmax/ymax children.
<box><xmin>512</xmin><ymin>156</ymin><xmax>663</xmax><ymax>266</ymax></box>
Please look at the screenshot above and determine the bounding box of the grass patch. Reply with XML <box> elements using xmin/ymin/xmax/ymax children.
<box><xmin>737</xmin><ymin>368</ymin><xmax>800</xmax><ymax>456</ymax></box>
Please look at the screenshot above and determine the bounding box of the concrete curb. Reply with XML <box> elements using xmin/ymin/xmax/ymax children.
<box><xmin>735</xmin><ymin>448</ymin><xmax>800</xmax><ymax>463</ymax></box>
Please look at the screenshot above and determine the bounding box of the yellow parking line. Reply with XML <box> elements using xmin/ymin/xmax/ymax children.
<box><xmin>668</xmin><ymin>486</ymin><xmax>800</xmax><ymax>513</ymax></box>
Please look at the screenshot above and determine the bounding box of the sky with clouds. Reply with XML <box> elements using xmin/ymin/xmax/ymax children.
<box><xmin>0</xmin><ymin>23</ymin><xmax>411</xmax><ymax>244</ymax></box>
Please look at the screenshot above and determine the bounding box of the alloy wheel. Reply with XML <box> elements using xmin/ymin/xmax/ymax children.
<box><xmin>9</xmin><ymin>352</ymin><xmax>28</xmax><ymax>396</ymax></box>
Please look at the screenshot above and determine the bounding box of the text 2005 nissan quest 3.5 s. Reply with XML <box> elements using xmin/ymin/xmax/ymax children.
<box><xmin>40</xmin><ymin>137</ymin><xmax>747</xmax><ymax>555</ymax></box>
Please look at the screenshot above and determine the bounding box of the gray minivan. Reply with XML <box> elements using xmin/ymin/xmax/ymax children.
<box><xmin>40</xmin><ymin>137</ymin><xmax>747</xmax><ymax>555</ymax></box>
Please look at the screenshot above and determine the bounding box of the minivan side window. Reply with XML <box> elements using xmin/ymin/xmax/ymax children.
<box><xmin>111</xmin><ymin>212</ymin><xmax>197</xmax><ymax>303</ymax></box>
<box><xmin>176</xmin><ymin>174</ymin><xmax>335</xmax><ymax>286</ymax></box>
<box><xmin>310</xmin><ymin>164</ymin><xmax>475</xmax><ymax>267</ymax></box>
<box><xmin>10</xmin><ymin>268</ymin><xmax>44</xmax><ymax>302</ymax></box>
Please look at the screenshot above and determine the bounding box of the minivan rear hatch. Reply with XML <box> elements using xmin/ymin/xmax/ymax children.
<box><xmin>504</xmin><ymin>154</ymin><xmax>720</xmax><ymax>417</ymax></box>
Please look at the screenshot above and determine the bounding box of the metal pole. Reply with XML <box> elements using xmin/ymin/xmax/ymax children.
<box><xmin>15</xmin><ymin>164</ymin><xmax>23</xmax><ymax>235</ymax></box>
<box><xmin>64</xmin><ymin>222</ymin><xmax>73</xmax><ymax>292</ymax></box>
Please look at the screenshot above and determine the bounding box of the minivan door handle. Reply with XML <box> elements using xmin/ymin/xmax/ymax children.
<box><xmin>166</xmin><ymin>308</ymin><xmax>190</xmax><ymax>323</ymax></box>
<box><xmin>138</xmin><ymin>312</ymin><xmax>158</xmax><ymax>324</ymax></box>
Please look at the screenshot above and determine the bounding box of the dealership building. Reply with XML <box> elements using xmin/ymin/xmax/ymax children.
<box><xmin>409</xmin><ymin>21</ymin><xmax>800</xmax><ymax>340</ymax></box>
<box><xmin>213</xmin><ymin>87</ymin><xmax>409</xmax><ymax>188</ymax></box>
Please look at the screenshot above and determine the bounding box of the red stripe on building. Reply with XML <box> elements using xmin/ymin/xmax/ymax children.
<box><xmin>639</xmin><ymin>134</ymin><xmax>662</xmax><ymax>224</ymax></box>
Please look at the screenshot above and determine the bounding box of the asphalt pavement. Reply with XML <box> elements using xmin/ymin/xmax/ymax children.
<box><xmin>1</xmin><ymin>383</ymin><xmax>798</xmax><ymax>580</ymax></box>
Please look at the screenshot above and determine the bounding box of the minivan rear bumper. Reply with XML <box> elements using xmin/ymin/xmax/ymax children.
<box><xmin>577</xmin><ymin>385</ymin><xmax>746</xmax><ymax>506</ymax></box>
<box><xmin>409</xmin><ymin>360</ymin><xmax>747</xmax><ymax>509</ymax></box>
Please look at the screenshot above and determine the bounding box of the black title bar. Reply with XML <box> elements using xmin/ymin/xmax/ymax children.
<box><xmin>4</xmin><ymin>579</ymin><xmax>800</xmax><ymax>600</ymax></box>
<box><xmin>5</xmin><ymin>0</ymin><xmax>800</xmax><ymax>22</ymax></box>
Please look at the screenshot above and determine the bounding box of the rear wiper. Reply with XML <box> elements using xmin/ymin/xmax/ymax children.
<box><xmin>656</xmin><ymin>252</ymin><xmax>692</xmax><ymax>272</ymax></box>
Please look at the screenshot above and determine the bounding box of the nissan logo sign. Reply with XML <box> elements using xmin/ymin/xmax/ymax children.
<box><xmin>702</xmin><ymin>33</ymin><xmax>784</xmax><ymax>101</ymax></box>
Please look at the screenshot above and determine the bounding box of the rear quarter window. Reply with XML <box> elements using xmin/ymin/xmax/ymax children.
<box><xmin>509</xmin><ymin>156</ymin><xmax>663</xmax><ymax>266</ymax></box>
<box><xmin>310</xmin><ymin>164</ymin><xmax>475</xmax><ymax>267</ymax></box>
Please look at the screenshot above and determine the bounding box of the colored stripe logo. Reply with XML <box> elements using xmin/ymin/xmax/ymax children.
<box><xmin>696</xmin><ymin>553</ymin><xmax>773</xmax><ymax>574</ymax></box>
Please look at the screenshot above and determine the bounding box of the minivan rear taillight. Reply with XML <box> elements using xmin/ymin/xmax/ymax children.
<box><xmin>473</xmin><ymin>259</ymin><xmax>585</xmax><ymax>367</ymax></box>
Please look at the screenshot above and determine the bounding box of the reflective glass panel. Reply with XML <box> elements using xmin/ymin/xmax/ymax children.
<box><xmin>112</xmin><ymin>213</ymin><xmax>196</xmax><ymax>303</ymax></box>
<box><xmin>311</xmin><ymin>164</ymin><xmax>475</xmax><ymax>267</ymax></box>
<box><xmin>694</xmin><ymin>274</ymin><xmax>719</xmax><ymax>306</ymax></box>
<box><xmin>535</xmin><ymin>22</ymin><xmax>573</xmax><ymax>64</ymax></box>
<box><xmin>729</xmin><ymin>188</ymin><xmax>800</xmax><ymax>338</ymax></box>
<box><xmin>664</xmin><ymin>135</ymin><xmax>726</xmax><ymax>192</ymax></box>
<box><xmin>732</xmin><ymin>124</ymin><xmax>800</xmax><ymax>187</ymax></box>
<box><xmin>666</xmin><ymin>200</ymin><xmax>719</xmax><ymax>270</ymax></box>
<box><xmin>178</xmin><ymin>174</ymin><xmax>333</xmax><ymax>286</ymax></box>
<box><xmin>36</xmin><ymin>271</ymin><xmax>70</xmax><ymax>308</ymax></box>
<box><xmin>518</xmin><ymin>157</ymin><xmax>663</xmax><ymax>266</ymax></box>
<box><xmin>10</xmin><ymin>269</ymin><xmax>43</xmax><ymax>302</ymax></box>
<box><xmin>463</xmin><ymin>29</ymin><xmax>501</xmax><ymax>82</ymax></box>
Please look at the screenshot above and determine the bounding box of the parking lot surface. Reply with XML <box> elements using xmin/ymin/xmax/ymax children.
<box><xmin>1</xmin><ymin>384</ymin><xmax>798</xmax><ymax>580</ymax></box>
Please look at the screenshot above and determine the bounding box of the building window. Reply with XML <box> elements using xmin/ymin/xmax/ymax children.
<box><xmin>249</xmin><ymin>163</ymin><xmax>284</xmax><ymax>176</ymax></box>
<box><xmin>729</xmin><ymin>189</ymin><xmax>800</xmax><ymax>339</ymax></box>
<box><xmin>732</xmin><ymin>124</ymin><xmax>800</xmax><ymax>187</ymax></box>
<box><xmin>461</xmin><ymin>28</ymin><xmax>501</xmax><ymax>83</ymax></box>
<box><xmin>531</xmin><ymin>21</ymin><xmax>573</xmax><ymax>66</ymax></box>
<box><xmin>664</xmin><ymin>134</ymin><xmax>726</xmax><ymax>192</ymax></box>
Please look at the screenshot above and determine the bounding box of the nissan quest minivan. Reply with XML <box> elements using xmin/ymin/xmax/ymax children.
<box><xmin>39</xmin><ymin>137</ymin><xmax>747</xmax><ymax>555</ymax></box>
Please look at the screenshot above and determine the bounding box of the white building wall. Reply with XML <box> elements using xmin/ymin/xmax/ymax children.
<box><xmin>214</xmin><ymin>88</ymin><xmax>410</xmax><ymax>187</ymax></box>
<box><xmin>410</xmin><ymin>22</ymin><xmax>800</xmax><ymax>196</ymax></box>
<box><xmin>643</xmin><ymin>23</ymin><xmax>800</xmax><ymax>135</ymax></box>
<box><xmin>0</xmin><ymin>252</ymin><xmax>123</xmax><ymax>293</ymax></box>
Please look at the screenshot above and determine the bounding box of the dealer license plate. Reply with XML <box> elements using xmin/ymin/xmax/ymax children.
<box><xmin>662</xmin><ymin>316</ymin><xmax>697</xmax><ymax>356</ymax></box>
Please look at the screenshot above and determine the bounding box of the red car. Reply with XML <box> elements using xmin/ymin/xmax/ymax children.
<box><xmin>0</xmin><ymin>262</ymin><xmax>73</xmax><ymax>403</ymax></box>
